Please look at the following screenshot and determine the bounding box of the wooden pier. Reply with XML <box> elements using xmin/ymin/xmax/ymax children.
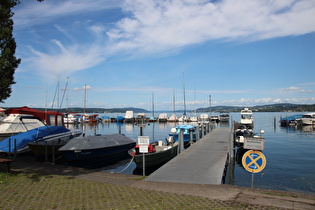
<box><xmin>145</xmin><ymin>126</ymin><xmax>231</xmax><ymax>185</ymax></box>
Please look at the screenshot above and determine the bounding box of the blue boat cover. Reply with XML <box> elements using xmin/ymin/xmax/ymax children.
<box><xmin>280</xmin><ymin>114</ymin><xmax>302</xmax><ymax>121</ymax></box>
<box><xmin>0</xmin><ymin>126</ymin><xmax>70</xmax><ymax>153</ymax></box>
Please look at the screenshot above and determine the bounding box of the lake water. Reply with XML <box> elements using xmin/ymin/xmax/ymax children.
<box><xmin>66</xmin><ymin>112</ymin><xmax>315</xmax><ymax>195</ymax></box>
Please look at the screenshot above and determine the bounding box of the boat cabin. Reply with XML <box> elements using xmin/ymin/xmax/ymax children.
<box><xmin>4</xmin><ymin>106</ymin><xmax>64</xmax><ymax>126</ymax></box>
<box><xmin>240</xmin><ymin>108</ymin><xmax>254</xmax><ymax>129</ymax></box>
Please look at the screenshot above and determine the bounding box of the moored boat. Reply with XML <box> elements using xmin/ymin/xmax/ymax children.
<box><xmin>234</xmin><ymin>124</ymin><xmax>254</xmax><ymax>147</ymax></box>
<box><xmin>158</xmin><ymin>113</ymin><xmax>168</xmax><ymax>122</ymax></box>
<box><xmin>115</xmin><ymin>116</ymin><xmax>125</xmax><ymax>122</ymax></box>
<box><xmin>298</xmin><ymin>113</ymin><xmax>315</xmax><ymax>125</ymax></box>
<box><xmin>124</xmin><ymin>111</ymin><xmax>134</xmax><ymax>123</ymax></box>
<box><xmin>27</xmin><ymin>129</ymin><xmax>82</xmax><ymax>157</ymax></box>
<box><xmin>0</xmin><ymin>106</ymin><xmax>65</xmax><ymax>137</ymax></box>
<box><xmin>58</xmin><ymin>134</ymin><xmax>136</xmax><ymax>168</ymax></box>
<box><xmin>240</xmin><ymin>108</ymin><xmax>254</xmax><ymax>129</ymax></box>
<box><xmin>129</xmin><ymin>141</ymin><xmax>178</xmax><ymax>169</ymax></box>
<box><xmin>210</xmin><ymin>115</ymin><xmax>220</xmax><ymax>123</ymax></box>
<box><xmin>219</xmin><ymin>113</ymin><xmax>230</xmax><ymax>122</ymax></box>
<box><xmin>169</xmin><ymin>124</ymin><xmax>198</xmax><ymax>145</ymax></box>
<box><xmin>64</xmin><ymin>113</ymin><xmax>82</xmax><ymax>124</ymax></box>
<box><xmin>279</xmin><ymin>114</ymin><xmax>302</xmax><ymax>126</ymax></box>
<box><xmin>168</xmin><ymin>114</ymin><xmax>178</xmax><ymax>122</ymax></box>
<box><xmin>136</xmin><ymin>113</ymin><xmax>147</xmax><ymax>123</ymax></box>
<box><xmin>199</xmin><ymin>113</ymin><xmax>209</xmax><ymax>122</ymax></box>
<box><xmin>0</xmin><ymin>126</ymin><xmax>78</xmax><ymax>154</ymax></box>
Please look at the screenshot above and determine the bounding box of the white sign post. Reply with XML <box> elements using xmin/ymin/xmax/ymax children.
<box><xmin>244</xmin><ymin>137</ymin><xmax>265</xmax><ymax>151</ymax></box>
<box><xmin>138</xmin><ymin>136</ymin><xmax>150</xmax><ymax>176</ymax></box>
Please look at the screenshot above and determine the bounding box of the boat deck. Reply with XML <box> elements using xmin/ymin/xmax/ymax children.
<box><xmin>145</xmin><ymin>126</ymin><xmax>231</xmax><ymax>185</ymax></box>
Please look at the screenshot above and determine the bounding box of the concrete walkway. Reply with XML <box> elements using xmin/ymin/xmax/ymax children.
<box><xmin>145</xmin><ymin>127</ymin><xmax>231</xmax><ymax>184</ymax></box>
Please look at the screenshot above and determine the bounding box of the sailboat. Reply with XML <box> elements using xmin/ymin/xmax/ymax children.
<box><xmin>149</xmin><ymin>93</ymin><xmax>156</xmax><ymax>122</ymax></box>
<box><xmin>178</xmin><ymin>73</ymin><xmax>188</xmax><ymax>122</ymax></box>
<box><xmin>190</xmin><ymin>86</ymin><xmax>198</xmax><ymax>122</ymax></box>
<box><xmin>82</xmin><ymin>84</ymin><xmax>98</xmax><ymax>123</ymax></box>
<box><xmin>168</xmin><ymin>91</ymin><xmax>178</xmax><ymax>122</ymax></box>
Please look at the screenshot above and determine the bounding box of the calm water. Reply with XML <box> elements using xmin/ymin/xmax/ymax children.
<box><xmin>66</xmin><ymin>112</ymin><xmax>315</xmax><ymax>195</ymax></box>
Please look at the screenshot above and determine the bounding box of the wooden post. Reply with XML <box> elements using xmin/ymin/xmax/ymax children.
<box><xmin>8</xmin><ymin>138</ymin><xmax>11</xmax><ymax>158</ymax></box>
<box><xmin>196</xmin><ymin>125</ymin><xmax>200</xmax><ymax>141</ymax></box>
<box><xmin>45</xmin><ymin>141</ymin><xmax>48</xmax><ymax>162</ymax></box>
<box><xmin>52</xmin><ymin>141</ymin><xmax>55</xmax><ymax>165</ymax></box>
<box><xmin>14</xmin><ymin>139</ymin><xmax>17</xmax><ymax>159</ymax></box>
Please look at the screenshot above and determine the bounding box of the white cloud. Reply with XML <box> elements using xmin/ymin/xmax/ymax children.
<box><xmin>73</xmin><ymin>85</ymin><xmax>92</xmax><ymax>92</ymax></box>
<box><xmin>218</xmin><ymin>97</ymin><xmax>315</xmax><ymax>106</ymax></box>
<box><xmin>282</xmin><ymin>86</ymin><xmax>314</xmax><ymax>93</ymax></box>
<box><xmin>13</xmin><ymin>0</ymin><xmax>315</xmax><ymax>79</ymax></box>
<box><xmin>107</xmin><ymin>0</ymin><xmax>315</xmax><ymax>55</ymax></box>
<box><xmin>13</xmin><ymin>0</ymin><xmax>123</xmax><ymax>28</ymax></box>
<box><xmin>29</xmin><ymin>39</ymin><xmax>104</xmax><ymax>79</ymax></box>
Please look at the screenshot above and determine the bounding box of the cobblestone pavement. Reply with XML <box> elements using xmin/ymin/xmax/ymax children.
<box><xmin>0</xmin><ymin>155</ymin><xmax>314</xmax><ymax>209</ymax></box>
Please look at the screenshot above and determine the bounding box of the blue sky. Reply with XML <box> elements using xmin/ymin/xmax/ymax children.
<box><xmin>2</xmin><ymin>0</ymin><xmax>315</xmax><ymax>111</ymax></box>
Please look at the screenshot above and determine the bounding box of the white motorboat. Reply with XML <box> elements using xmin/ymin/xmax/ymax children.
<box><xmin>199</xmin><ymin>114</ymin><xmax>209</xmax><ymax>122</ymax></box>
<box><xmin>124</xmin><ymin>111</ymin><xmax>135</xmax><ymax>123</ymax></box>
<box><xmin>0</xmin><ymin>106</ymin><xmax>65</xmax><ymax>137</ymax></box>
<box><xmin>240</xmin><ymin>108</ymin><xmax>254</xmax><ymax>129</ymax></box>
<box><xmin>158</xmin><ymin>113</ymin><xmax>168</xmax><ymax>122</ymax></box>
<box><xmin>299</xmin><ymin>113</ymin><xmax>315</xmax><ymax>125</ymax></box>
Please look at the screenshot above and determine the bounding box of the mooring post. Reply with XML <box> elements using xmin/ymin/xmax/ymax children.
<box><xmin>196</xmin><ymin>125</ymin><xmax>200</xmax><ymax>141</ymax></box>
<box><xmin>189</xmin><ymin>128</ymin><xmax>194</xmax><ymax>145</ymax></box>
<box><xmin>14</xmin><ymin>139</ymin><xmax>17</xmax><ymax>159</ymax></box>
<box><xmin>8</xmin><ymin>138</ymin><xmax>11</xmax><ymax>158</ymax></box>
<box><xmin>45</xmin><ymin>141</ymin><xmax>48</xmax><ymax>162</ymax></box>
<box><xmin>52</xmin><ymin>141</ymin><xmax>55</xmax><ymax>165</ymax></box>
<box><xmin>142</xmin><ymin>153</ymin><xmax>145</xmax><ymax>176</ymax></box>
<box><xmin>179</xmin><ymin>129</ymin><xmax>184</xmax><ymax>153</ymax></box>
<box><xmin>207</xmin><ymin>122</ymin><xmax>210</xmax><ymax>134</ymax></box>
<box><xmin>201</xmin><ymin>124</ymin><xmax>205</xmax><ymax>137</ymax></box>
<box><xmin>140</xmin><ymin>126</ymin><xmax>143</xmax><ymax>136</ymax></box>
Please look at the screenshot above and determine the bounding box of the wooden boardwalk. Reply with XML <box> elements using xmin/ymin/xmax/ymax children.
<box><xmin>145</xmin><ymin>126</ymin><xmax>231</xmax><ymax>185</ymax></box>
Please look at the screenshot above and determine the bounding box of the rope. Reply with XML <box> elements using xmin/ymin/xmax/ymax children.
<box><xmin>112</xmin><ymin>156</ymin><xmax>135</xmax><ymax>173</ymax></box>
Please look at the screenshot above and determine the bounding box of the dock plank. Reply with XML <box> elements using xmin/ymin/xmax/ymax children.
<box><xmin>145</xmin><ymin>127</ymin><xmax>231</xmax><ymax>185</ymax></box>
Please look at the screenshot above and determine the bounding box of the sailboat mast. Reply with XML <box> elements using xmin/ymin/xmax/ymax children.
<box><xmin>182</xmin><ymin>73</ymin><xmax>186</xmax><ymax>116</ymax></box>
<box><xmin>209</xmin><ymin>95</ymin><xmax>212</xmax><ymax>118</ymax></box>
<box><xmin>84</xmin><ymin>84</ymin><xmax>87</xmax><ymax>114</ymax></box>
<box><xmin>152</xmin><ymin>92</ymin><xmax>155</xmax><ymax>118</ymax></box>
<box><xmin>172</xmin><ymin>90</ymin><xmax>176</xmax><ymax>114</ymax></box>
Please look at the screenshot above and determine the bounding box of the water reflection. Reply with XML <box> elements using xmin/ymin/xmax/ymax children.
<box><xmin>279</xmin><ymin>125</ymin><xmax>315</xmax><ymax>133</ymax></box>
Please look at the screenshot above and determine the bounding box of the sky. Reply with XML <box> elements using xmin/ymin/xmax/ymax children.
<box><xmin>2</xmin><ymin>0</ymin><xmax>315</xmax><ymax>111</ymax></box>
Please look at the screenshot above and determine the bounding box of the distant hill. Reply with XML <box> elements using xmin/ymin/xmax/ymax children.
<box><xmin>196</xmin><ymin>103</ymin><xmax>315</xmax><ymax>113</ymax></box>
<box><xmin>1</xmin><ymin>107</ymin><xmax>149</xmax><ymax>113</ymax></box>
<box><xmin>2</xmin><ymin>103</ymin><xmax>314</xmax><ymax>113</ymax></box>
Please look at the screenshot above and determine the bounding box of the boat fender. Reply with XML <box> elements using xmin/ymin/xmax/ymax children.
<box><xmin>148</xmin><ymin>144</ymin><xmax>155</xmax><ymax>152</ymax></box>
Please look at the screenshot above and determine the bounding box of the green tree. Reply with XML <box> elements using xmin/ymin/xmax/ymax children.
<box><xmin>0</xmin><ymin>0</ymin><xmax>21</xmax><ymax>103</ymax></box>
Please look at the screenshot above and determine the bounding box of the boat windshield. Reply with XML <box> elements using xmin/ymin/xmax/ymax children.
<box><xmin>302</xmin><ymin>115</ymin><xmax>314</xmax><ymax>118</ymax></box>
<box><xmin>241</xmin><ymin>114</ymin><xmax>252</xmax><ymax>119</ymax></box>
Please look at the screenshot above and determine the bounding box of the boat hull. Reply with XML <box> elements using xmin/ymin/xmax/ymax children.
<box><xmin>130</xmin><ymin>145</ymin><xmax>178</xmax><ymax>169</ymax></box>
<box><xmin>61</xmin><ymin>142</ymin><xmax>136</xmax><ymax>168</ymax></box>
<box><xmin>27</xmin><ymin>130</ymin><xmax>82</xmax><ymax>157</ymax></box>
